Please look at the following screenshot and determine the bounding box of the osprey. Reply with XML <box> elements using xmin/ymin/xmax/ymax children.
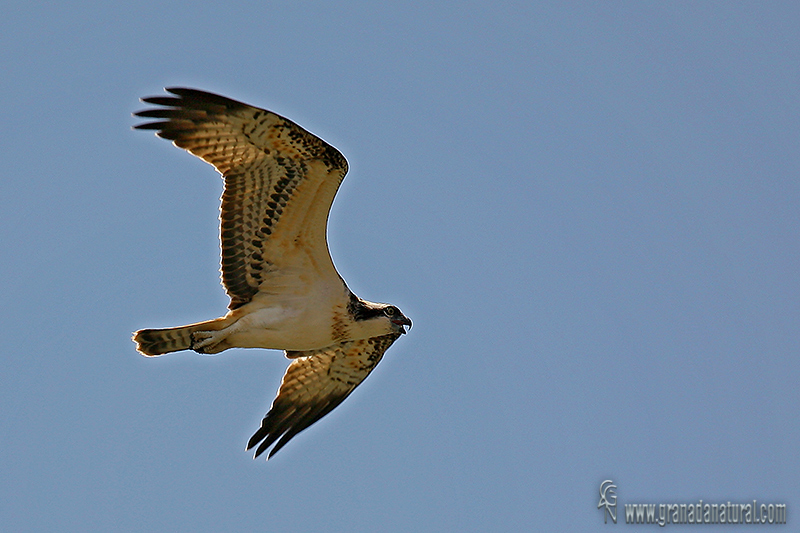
<box><xmin>132</xmin><ymin>88</ymin><xmax>411</xmax><ymax>459</ymax></box>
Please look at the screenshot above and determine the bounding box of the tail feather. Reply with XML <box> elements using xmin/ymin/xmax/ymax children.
<box><xmin>132</xmin><ymin>317</ymin><xmax>231</xmax><ymax>356</ymax></box>
<box><xmin>133</xmin><ymin>325</ymin><xmax>195</xmax><ymax>356</ymax></box>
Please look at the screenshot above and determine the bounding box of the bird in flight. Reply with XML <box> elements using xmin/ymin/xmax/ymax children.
<box><xmin>132</xmin><ymin>88</ymin><xmax>411</xmax><ymax>460</ymax></box>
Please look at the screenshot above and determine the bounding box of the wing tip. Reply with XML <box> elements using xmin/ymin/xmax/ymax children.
<box><xmin>132</xmin><ymin>121</ymin><xmax>164</xmax><ymax>131</ymax></box>
<box><xmin>246</xmin><ymin>432</ymin><xmax>281</xmax><ymax>460</ymax></box>
<box><xmin>163</xmin><ymin>87</ymin><xmax>247</xmax><ymax>109</ymax></box>
<box><xmin>246</xmin><ymin>415</ymin><xmax>303</xmax><ymax>460</ymax></box>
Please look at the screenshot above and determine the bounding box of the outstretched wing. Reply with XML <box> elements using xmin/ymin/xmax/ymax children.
<box><xmin>247</xmin><ymin>333</ymin><xmax>402</xmax><ymax>459</ymax></box>
<box><xmin>134</xmin><ymin>88</ymin><xmax>348</xmax><ymax>309</ymax></box>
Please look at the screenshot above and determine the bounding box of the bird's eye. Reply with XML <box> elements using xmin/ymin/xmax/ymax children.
<box><xmin>384</xmin><ymin>307</ymin><xmax>396</xmax><ymax>317</ymax></box>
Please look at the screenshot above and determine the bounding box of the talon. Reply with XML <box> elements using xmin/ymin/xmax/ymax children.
<box><xmin>190</xmin><ymin>331</ymin><xmax>218</xmax><ymax>353</ymax></box>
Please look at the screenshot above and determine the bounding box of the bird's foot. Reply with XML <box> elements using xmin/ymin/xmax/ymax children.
<box><xmin>190</xmin><ymin>330</ymin><xmax>226</xmax><ymax>354</ymax></box>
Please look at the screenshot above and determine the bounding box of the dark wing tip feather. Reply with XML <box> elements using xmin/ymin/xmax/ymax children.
<box><xmin>164</xmin><ymin>87</ymin><xmax>250</xmax><ymax>110</ymax></box>
<box><xmin>132</xmin><ymin>121</ymin><xmax>167</xmax><ymax>130</ymax></box>
<box><xmin>135</xmin><ymin>108</ymin><xmax>204</xmax><ymax>120</ymax></box>
<box><xmin>133</xmin><ymin>88</ymin><xmax>251</xmax><ymax>133</ymax></box>
<box><xmin>140</xmin><ymin>95</ymin><xmax>182</xmax><ymax>106</ymax></box>
<box><xmin>246</xmin><ymin>392</ymin><xmax>350</xmax><ymax>460</ymax></box>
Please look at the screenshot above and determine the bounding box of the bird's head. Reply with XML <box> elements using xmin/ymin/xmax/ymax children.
<box><xmin>381</xmin><ymin>305</ymin><xmax>413</xmax><ymax>335</ymax></box>
<box><xmin>350</xmin><ymin>297</ymin><xmax>412</xmax><ymax>337</ymax></box>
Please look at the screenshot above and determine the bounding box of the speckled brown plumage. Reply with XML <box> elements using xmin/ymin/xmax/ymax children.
<box><xmin>135</xmin><ymin>88</ymin><xmax>347</xmax><ymax>309</ymax></box>
<box><xmin>247</xmin><ymin>332</ymin><xmax>402</xmax><ymax>459</ymax></box>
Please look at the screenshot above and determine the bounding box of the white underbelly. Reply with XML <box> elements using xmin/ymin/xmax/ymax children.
<box><xmin>225</xmin><ymin>303</ymin><xmax>336</xmax><ymax>351</ymax></box>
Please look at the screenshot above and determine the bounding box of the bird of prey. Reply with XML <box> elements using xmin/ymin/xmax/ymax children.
<box><xmin>131</xmin><ymin>88</ymin><xmax>411</xmax><ymax>460</ymax></box>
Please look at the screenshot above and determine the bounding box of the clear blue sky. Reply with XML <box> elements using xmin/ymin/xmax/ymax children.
<box><xmin>2</xmin><ymin>2</ymin><xmax>798</xmax><ymax>531</ymax></box>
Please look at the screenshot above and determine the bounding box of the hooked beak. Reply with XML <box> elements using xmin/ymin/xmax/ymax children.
<box><xmin>391</xmin><ymin>315</ymin><xmax>412</xmax><ymax>334</ymax></box>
